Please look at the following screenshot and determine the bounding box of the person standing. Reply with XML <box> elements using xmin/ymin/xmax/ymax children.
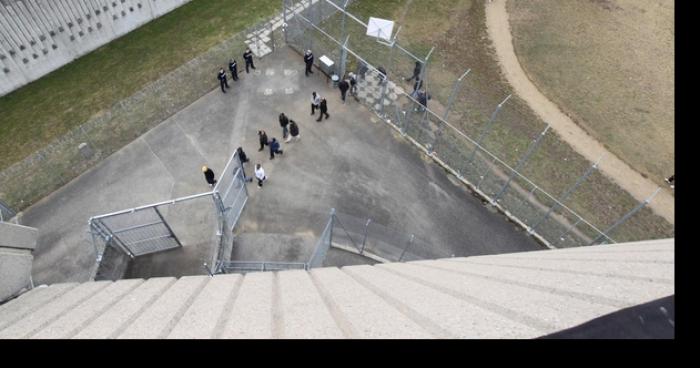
<box><xmin>244</xmin><ymin>48</ymin><xmax>255</xmax><ymax>73</ymax></box>
<box><xmin>269</xmin><ymin>137</ymin><xmax>284</xmax><ymax>159</ymax></box>
<box><xmin>348</xmin><ymin>72</ymin><xmax>358</xmax><ymax>99</ymax></box>
<box><xmin>405</xmin><ymin>60</ymin><xmax>422</xmax><ymax>82</ymax></box>
<box><xmin>236</xmin><ymin>147</ymin><xmax>253</xmax><ymax>183</ymax></box>
<box><xmin>338</xmin><ymin>78</ymin><xmax>349</xmax><ymax>103</ymax></box>
<box><xmin>202</xmin><ymin>165</ymin><xmax>217</xmax><ymax>187</ymax></box>
<box><xmin>665</xmin><ymin>174</ymin><xmax>674</xmax><ymax>189</ymax></box>
<box><xmin>255</xmin><ymin>163</ymin><xmax>266</xmax><ymax>188</ymax></box>
<box><xmin>279</xmin><ymin>113</ymin><xmax>290</xmax><ymax>141</ymax></box>
<box><xmin>217</xmin><ymin>68</ymin><xmax>229</xmax><ymax>93</ymax></box>
<box><xmin>304</xmin><ymin>50</ymin><xmax>314</xmax><ymax>77</ymax></box>
<box><xmin>311</xmin><ymin>92</ymin><xmax>321</xmax><ymax>115</ymax></box>
<box><xmin>229</xmin><ymin>59</ymin><xmax>239</xmax><ymax>81</ymax></box>
<box><xmin>289</xmin><ymin>120</ymin><xmax>300</xmax><ymax>142</ymax></box>
<box><xmin>317</xmin><ymin>98</ymin><xmax>329</xmax><ymax>122</ymax></box>
<box><xmin>258</xmin><ymin>130</ymin><xmax>269</xmax><ymax>151</ymax></box>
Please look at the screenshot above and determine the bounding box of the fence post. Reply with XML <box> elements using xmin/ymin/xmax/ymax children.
<box><xmin>399</xmin><ymin>234</ymin><xmax>415</xmax><ymax>262</ymax></box>
<box><xmin>590</xmin><ymin>187</ymin><xmax>661</xmax><ymax>245</ymax></box>
<box><xmin>329</xmin><ymin>207</ymin><xmax>336</xmax><ymax>249</ymax></box>
<box><xmin>491</xmin><ymin>125</ymin><xmax>550</xmax><ymax>204</ymax></box>
<box><xmin>339</xmin><ymin>35</ymin><xmax>350</xmax><ymax>81</ymax></box>
<box><xmin>154</xmin><ymin>206</ymin><xmax>183</xmax><ymax>247</ymax></box>
<box><xmin>464</xmin><ymin>94</ymin><xmax>512</xmax><ymax>172</ymax></box>
<box><xmin>444</xmin><ymin>69</ymin><xmax>471</xmax><ymax>121</ymax></box>
<box><xmin>379</xmin><ymin>34</ymin><xmax>398</xmax><ymax>118</ymax></box>
<box><xmin>283</xmin><ymin>0</ymin><xmax>289</xmax><ymax>44</ymax></box>
<box><xmin>203</xmin><ymin>263</ymin><xmax>214</xmax><ymax>277</ymax></box>
<box><xmin>360</xmin><ymin>218</ymin><xmax>371</xmax><ymax>254</ymax></box>
<box><xmin>530</xmin><ymin>155</ymin><xmax>603</xmax><ymax>233</ymax></box>
<box><xmin>338</xmin><ymin>0</ymin><xmax>350</xmax><ymax>74</ymax></box>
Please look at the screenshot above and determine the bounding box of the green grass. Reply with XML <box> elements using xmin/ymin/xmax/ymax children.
<box><xmin>0</xmin><ymin>0</ymin><xmax>280</xmax><ymax>171</ymax></box>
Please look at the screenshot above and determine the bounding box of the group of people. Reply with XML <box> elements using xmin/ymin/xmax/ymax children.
<box><xmin>205</xmin><ymin>48</ymin><xmax>429</xmax><ymax>191</ymax></box>
<box><xmin>217</xmin><ymin>47</ymin><xmax>257</xmax><ymax>94</ymax></box>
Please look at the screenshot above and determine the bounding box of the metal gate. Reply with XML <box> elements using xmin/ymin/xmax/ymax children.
<box><xmin>88</xmin><ymin>197</ymin><xmax>196</xmax><ymax>258</ymax></box>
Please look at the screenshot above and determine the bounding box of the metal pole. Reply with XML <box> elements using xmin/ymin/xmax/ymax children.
<box><xmin>339</xmin><ymin>35</ymin><xmax>350</xmax><ymax>81</ymax></box>
<box><xmin>283</xmin><ymin>0</ymin><xmax>289</xmax><ymax>44</ymax></box>
<box><xmin>203</xmin><ymin>263</ymin><xmax>214</xmax><ymax>277</ymax></box>
<box><xmin>492</xmin><ymin>125</ymin><xmax>550</xmax><ymax>204</ymax></box>
<box><xmin>444</xmin><ymin>69</ymin><xmax>471</xmax><ymax>120</ymax></box>
<box><xmin>360</xmin><ymin>218</ymin><xmax>371</xmax><ymax>254</ymax></box>
<box><xmin>154</xmin><ymin>206</ymin><xmax>182</xmax><ymax>247</ymax></box>
<box><xmin>399</xmin><ymin>234</ymin><xmax>415</xmax><ymax>262</ymax></box>
<box><xmin>530</xmin><ymin>155</ymin><xmax>603</xmax><ymax>233</ymax></box>
<box><xmin>465</xmin><ymin>94</ymin><xmax>512</xmax><ymax>170</ymax></box>
<box><xmin>379</xmin><ymin>35</ymin><xmax>398</xmax><ymax>117</ymax></box>
<box><xmin>329</xmin><ymin>207</ymin><xmax>336</xmax><ymax>249</ymax></box>
<box><xmin>338</xmin><ymin>0</ymin><xmax>349</xmax><ymax>74</ymax></box>
<box><xmin>590</xmin><ymin>187</ymin><xmax>662</xmax><ymax>245</ymax></box>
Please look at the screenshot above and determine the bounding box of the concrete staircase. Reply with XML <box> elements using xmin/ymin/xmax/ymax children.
<box><xmin>0</xmin><ymin>238</ymin><xmax>673</xmax><ymax>338</ymax></box>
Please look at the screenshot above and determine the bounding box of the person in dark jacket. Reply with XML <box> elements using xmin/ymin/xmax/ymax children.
<box><xmin>236</xmin><ymin>147</ymin><xmax>253</xmax><ymax>182</ymax></box>
<box><xmin>229</xmin><ymin>59</ymin><xmax>239</xmax><ymax>81</ymax></box>
<box><xmin>243</xmin><ymin>48</ymin><xmax>255</xmax><ymax>73</ymax></box>
<box><xmin>338</xmin><ymin>78</ymin><xmax>349</xmax><ymax>103</ymax></box>
<box><xmin>405</xmin><ymin>60</ymin><xmax>422</xmax><ymax>82</ymax></box>
<box><xmin>258</xmin><ymin>130</ymin><xmax>269</xmax><ymax>151</ymax></box>
<box><xmin>316</xmin><ymin>98</ymin><xmax>329</xmax><ymax>121</ymax></box>
<box><xmin>279</xmin><ymin>113</ymin><xmax>290</xmax><ymax>141</ymax></box>
<box><xmin>202</xmin><ymin>165</ymin><xmax>217</xmax><ymax>187</ymax></box>
<box><xmin>217</xmin><ymin>68</ymin><xmax>229</xmax><ymax>93</ymax></box>
<box><xmin>269</xmin><ymin>137</ymin><xmax>283</xmax><ymax>159</ymax></box>
<box><xmin>289</xmin><ymin>120</ymin><xmax>300</xmax><ymax>142</ymax></box>
<box><xmin>413</xmin><ymin>77</ymin><xmax>423</xmax><ymax>93</ymax></box>
<box><xmin>304</xmin><ymin>50</ymin><xmax>314</xmax><ymax>77</ymax></box>
<box><xmin>377</xmin><ymin>66</ymin><xmax>387</xmax><ymax>85</ymax></box>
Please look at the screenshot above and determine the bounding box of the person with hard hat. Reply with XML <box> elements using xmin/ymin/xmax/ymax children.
<box><xmin>202</xmin><ymin>165</ymin><xmax>217</xmax><ymax>187</ymax></box>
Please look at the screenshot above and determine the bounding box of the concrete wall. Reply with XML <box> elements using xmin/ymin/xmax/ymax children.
<box><xmin>0</xmin><ymin>221</ymin><xmax>38</xmax><ymax>302</ymax></box>
<box><xmin>0</xmin><ymin>238</ymin><xmax>675</xmax><ymax>338</ymax></box>
<box><xmin>0</xmin><ymin>0</ymin><xmax>191</xmax><ymax>96</ymax></box>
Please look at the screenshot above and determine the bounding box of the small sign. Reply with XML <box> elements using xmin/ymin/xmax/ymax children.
<box><xmin>367</xmin><ymin>17</ymin><xmax>395</xmax><ymax>41</ymax></box>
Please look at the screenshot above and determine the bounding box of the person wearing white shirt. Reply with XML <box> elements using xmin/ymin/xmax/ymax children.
<box><xmin>255</xmin><ymin>164</ymin><xmax>266</xmax><ymax>188</ymax></box>
<box><xmin>311</xmin><ymin>91</ymin><xmax>321</xmax><ymax>115</ymax></box>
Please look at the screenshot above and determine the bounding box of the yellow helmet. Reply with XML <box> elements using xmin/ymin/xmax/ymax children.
<box><xmin>202</xmin><ymin>166</ymin><xmax>208</xmax><ymax>172</ymax></box>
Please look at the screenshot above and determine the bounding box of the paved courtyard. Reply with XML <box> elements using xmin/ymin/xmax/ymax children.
<box><xmin>22</xmin><ymin>47</ymin><xmax>542</xmax><ymax>284</ymax></box>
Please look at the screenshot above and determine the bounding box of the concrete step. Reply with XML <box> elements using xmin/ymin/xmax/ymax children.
<box><xmin>0</xmin><ymin>238</ymin><xmax>674</xmax><ymax>339</ymax></box>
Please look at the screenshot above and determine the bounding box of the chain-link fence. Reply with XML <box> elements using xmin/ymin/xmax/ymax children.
<box><xmin>282</xmin><ymin>0</ymin><xmax>670</xmax><ymax>248</ymax></box>
<box><xmin>328</xmin><ymin>209</ymin><xmax>452</xmax><ymax>263</ymax></box>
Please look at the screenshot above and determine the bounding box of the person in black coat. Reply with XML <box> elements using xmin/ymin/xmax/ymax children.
<box><xmin>304</xmin><ymin>50</ymin><xmax>314</xmax><ymax>76</ymax></box>
<box><xmin>279</xmin><ymin>113</ymin><xmax>290</xmax><ymax>141</ymax></box>
<box><xmin>236</xmin><ymin>147</ymin><xmax>253</xmax><ymax>183</ymax></box>
<box><xmin>269</xmin><ymin>138</ymin><xmax>284</xmax><ymax>160</ymax></box>
<box><xmin>338</xmin><ymin>79</ymin><xmax>349</xmax><ymax>103</ymax></box>
<box><xmin>406</xmin><ymin>60</ymin><xmax>422</xmax><ymax>82</ymax></box>
<box><xmin>289</xmin><ymin>120</ymin><xmax>300</xmax><ymax>141</ymax></box>
<box><xmin>202</xmin><ymin>165</ymin><xmax>217</xmax><ymax>187</ymax></box>
<box><xmin>243</xmin><ymin>48</ymin><xmax>255</xmax><ymax>73</ymax></box>
<box><xmin>217</xmin><ymin>68</ymin><xmax>229</xmax><ymax>93</ymax></box>
<box><xmin>316</xmin><ymin>98</ymin><xmax>329</xmax><ymax>122</ymax></box>
<box><xmin>258</xmin><ymin>130</ymin><xmax>269</xmax><ymax>151</ymax></box>
<box><xmin>229</xmin><ymin>59</ymin><xmax>239</xmax><ymax>81</ymax></box>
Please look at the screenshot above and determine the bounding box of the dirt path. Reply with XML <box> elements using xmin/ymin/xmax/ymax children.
<box><xmin>484</xmin><ymin>0</ymin><xmax>674</xmax><ymax>226</ymax></box>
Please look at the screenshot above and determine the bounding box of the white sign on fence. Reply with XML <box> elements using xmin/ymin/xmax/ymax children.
<box><xmin>366</xmin><ymin>17</ymin><xmax>395</xmax><ymax>41</ymax></box>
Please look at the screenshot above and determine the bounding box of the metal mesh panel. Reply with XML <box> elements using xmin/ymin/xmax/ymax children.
<box><xmin>308</xmin><ymin>213</ymin><xmax>333</xmax><ymax>268</ymax></box>
<box><xmin>92</xmin><ymin>206</ymin><xmax>181</xmax><ymax>257</ymax></box>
